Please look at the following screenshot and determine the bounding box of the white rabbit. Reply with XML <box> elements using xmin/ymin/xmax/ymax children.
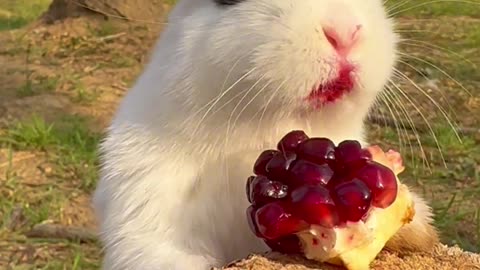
<box><xmin>92</xmin><ymin>0</ymin><xmax>438</xmax><ymax>269</ymax></box>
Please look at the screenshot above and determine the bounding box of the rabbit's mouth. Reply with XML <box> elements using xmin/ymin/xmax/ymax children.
<box><xmin>306</xmin><ymin>63</ymin><xmax>356</xmax><ymax>108</ymax></box>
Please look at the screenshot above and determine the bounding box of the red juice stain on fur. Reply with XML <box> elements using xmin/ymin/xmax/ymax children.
<box><xmin>307</xmin><ymin>64</ymin><xmax>355</xmax><ymax>107</ymax></box>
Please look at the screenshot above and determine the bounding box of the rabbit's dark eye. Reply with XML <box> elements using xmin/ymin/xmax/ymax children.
<box><xmin>215</xmin><ymin>0</ymin><xmax>244</xmax><ymax>5</ymax></box>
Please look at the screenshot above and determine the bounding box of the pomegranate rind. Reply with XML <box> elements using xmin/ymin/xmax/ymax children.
<box><xmin>366</xmin><ymin>145</ymin><xmax>405</xmax><ymax>175</ymax></box>
<box><xmin>294</xmin><ymin>146</ymin><xmax>415</xmax><ymax>270</ymax></box>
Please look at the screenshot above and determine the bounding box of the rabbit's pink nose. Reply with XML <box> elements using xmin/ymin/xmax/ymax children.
<box><xmin>323</xmin><ymin>24</ymin><xmax>362</xmax><ymax>55</ymax></box>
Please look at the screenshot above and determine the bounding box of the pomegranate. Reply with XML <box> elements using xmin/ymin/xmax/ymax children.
<box><xmin>246</xmin><ymin>130</ymin><xmax>415</xmax><ymax>270</ymax></box>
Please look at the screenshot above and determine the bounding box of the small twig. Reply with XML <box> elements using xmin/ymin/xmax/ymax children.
<box><xmin>111</xmin><ymin>84</ymin><xmax>128</xmax><ymax>91</ymax></box>
<box><xmin>24</xmin><ymin>42</ymin><xmax>32</xmax><ymax>90</ymax></box>
<box><xmin>97</xmin><ymin>32</ymin><xmax>126</xmax><ymax>42</ymax></box>
<box><xmin>25</xmin><ymin>224</ymin><xmax>97</xmax><ymax>243</ymax></box>
<box><xmin>367</xmin><ymin>114</ymin><xmax>479</xmax><ymax>137</ymax></box>
<box><xmin>7</xmin><ymin>205</ymin><xmax>25</xmax><ymax>230</ymax></box>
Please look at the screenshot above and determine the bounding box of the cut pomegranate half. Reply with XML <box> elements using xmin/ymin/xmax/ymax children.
<box><xmin>245</xmin><ymin>130</ymin><xmax>415</xmax><ymax>270</ymax></box>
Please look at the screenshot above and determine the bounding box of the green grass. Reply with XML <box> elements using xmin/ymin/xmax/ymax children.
<box><xmin>0</xmin><ymin>115</ymin><xmax>101</xmax><ymax>190</ymax></box>
<box><xmin>398</xmin><ymin>20</ymin><xmax>480</xmax><ymax>82</ymax></box>
<box><xmin>0</xmin><ymin>0</ymin><xmax>52</xmax><ymax>31</ymax></box>
<box><xmin>0</xmin><ymin>115</ymin><xmax>102</xmax><ymax>268</ymax></box>
<box><xmin>67</xmin><ymin>77</ymin><xmax>100</xmax><ymax>105</ymax></box>
<box><xmin>16</xmin><ymin>75</ymin><xmax>60</xmax><ymax>97</ymax></box>
<box><xmin>0</xmin><ymin>238</ymin><xmax>100</xmax><ymax>269</ymax></box>
<box><xmin>368</xmin><ymin>121</ymin><xmax>480</xmax><ymax>252</ymax></box>
<box><xmin>386</xmin><ymin>0</ymin><xmax>480</xmax><ymax>17</ymax></box>
<box><xmin>89</xmin><ymin>20</ymin><xmax>123</xmax><ymax>37</ymax></box>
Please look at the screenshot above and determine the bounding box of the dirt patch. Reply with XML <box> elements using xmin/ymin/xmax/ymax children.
<box><xmin>0</xmin><ymin>9</ymin><xmax>170</xmax><ymax>268</ymax></box>
<box><xmin>0</xmin><ymin>15</ymin><xmax>165</xmax><ymax>130</ymax></box>
<box><xmin>43</xmin><ymin>0</ymin><xmax>168</xmax><ymax>24</ymax></box>
<box><xmin>0</xmin><ymin>148</ymin><xmax>95</xmax><ymax>227</ymax></box>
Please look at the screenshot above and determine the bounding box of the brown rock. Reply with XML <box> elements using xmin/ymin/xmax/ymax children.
<box><xmin>217</xmin><ymin>244</ymin><xmax>480</xmax><ymax>270</ymax></box>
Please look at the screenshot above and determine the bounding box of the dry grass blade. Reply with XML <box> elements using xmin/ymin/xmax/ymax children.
<box><xmin>25</xmin><ymin>224</ymin><xmax>97</xmax><ymax>243</ymax></box>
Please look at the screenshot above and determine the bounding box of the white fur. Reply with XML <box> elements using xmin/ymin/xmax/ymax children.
<box><xmin>91</xmin><ymin>0</ymin><xmax>421</xmax><ymax>269</ymax></box>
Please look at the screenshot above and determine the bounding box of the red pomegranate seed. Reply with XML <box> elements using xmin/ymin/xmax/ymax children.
<box><xmin>325</xmin><ymin>174</ymin><xmax>348</xmax><ymax>190</ymax></box>
<box><xmin>335</xmin><ymin>140</ymin><xmax>370</xmax><ymax>166</ymax></box>
<box><xmin>356</xmin><ymin>161</ymin><xmax>398</xmax><ymax>208</ymax></box>
<box><xmin>289</xmin><ymin>185</ymin><xmax>339</xmax><ymax>228</ymax></box>
<box><xmin>264</xmin><ymin>234</ymin><xmax>303</xmax><ymax>254</ymax></box>
<box><xmin>248</xmin><ymin>175</ymin><xmax>289</xmax><ymax>206</ymax></box>
<box><xmin>254</xmin><ymin>202</ymin><xmax>309</xmax><ymax>240</ymax></box>
<box><xmin>265</xmin><ymin>151</ymin><xmax>297</xmax><ymax>181</ymax></box>
<box><xmin>359</xmin><ymin>149</ymin><xmax>373</xmax><ymax>160</ymax></box>
<box><xmin>296</xmin><ymin>138</ymin><xmax>336</xmax><ymax>164</ymax></box>
<box><xmin>277</xmin><ymin>130</ymin><xmax>309</xmax><ymax>153</ymax></box>
<box><xmin>288</xmin><ymin>160</ymin><xmax>334</xmax><ymax>187</ymax></box>
<box><xmin>332</xmin><ymin>179</ymin><xmax>372</xmax><ymax>222</ymax></box>
<box><xmin>246</xmin><ymin>206</ymin><xmax>262</xmax><ymax>237</ymax></box>
<box><xmin>254</xmin><ymin>150</ymin><xmax>280</xmax><ymax>175</ymax></box>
